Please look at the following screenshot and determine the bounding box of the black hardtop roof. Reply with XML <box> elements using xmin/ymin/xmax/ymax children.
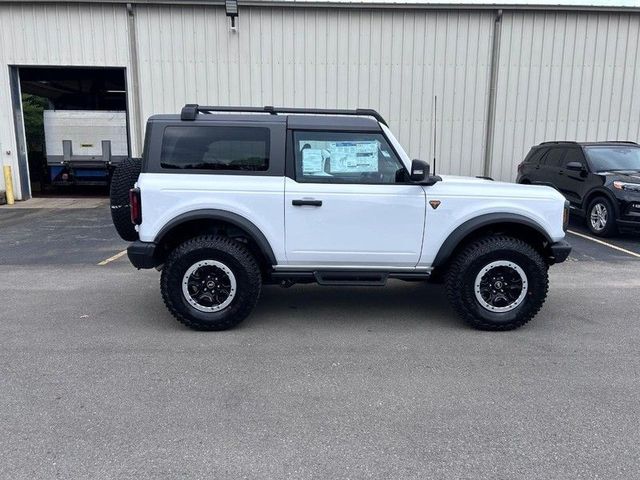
<box><xmin>148</xmin><ymin>104</ymin><xmax>386</xmax><ymax>130</ymax></box>
<box><xmin>149</xmin><ymin>111</ymin><xmax>381</xmax><ymax>131</ymax></box>
<box><xmin>180</xmin><ymin>104</ymin><xmax>387</xmax><ymax>124</ymax></box>
<box><xmin>148</xmin><ymin>113</ymin><xmax>287</xmax><ymax>124</ymax></box>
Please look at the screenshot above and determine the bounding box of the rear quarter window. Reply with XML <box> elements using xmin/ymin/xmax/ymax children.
<box><xmin>160</xmin><ymin>126</ymin><xmax>270</xmax><ymax>171</ymax></box>
<box><xmin>524</xmin><ymin>148</ymin><xmax>547</xmax><ymax>165</ymax></box>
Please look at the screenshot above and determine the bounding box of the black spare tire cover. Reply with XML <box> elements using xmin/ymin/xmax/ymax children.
<box><xmin>110</xmin><ymin>157</ymin><xmax>142</xmax><ymax>241</ymax></box>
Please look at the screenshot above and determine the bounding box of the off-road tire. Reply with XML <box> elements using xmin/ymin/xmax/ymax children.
<box><xmin>445</xmin><ymin>236</ymin><xmax>549</xmax><ymax>331</ymax></box>
<box><xmin>110</xmin><ymin>157</ymin><xmax>142</xmax><ymax>241</ymax></box>
<box><xmin>586</xmin><ymin>196</ymin><xmax>617</xmax><ymax>237</ymax></box>
<box><xmin>161</xmin><ymin>235</ymin><xmax>262</xmax><ymax>331</ymax></box>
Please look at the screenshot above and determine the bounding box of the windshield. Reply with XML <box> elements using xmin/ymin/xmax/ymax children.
<box><xmin>584</xmin><ymin>146</ymin><xmax>640</xmax><ymax>172</ymax></box>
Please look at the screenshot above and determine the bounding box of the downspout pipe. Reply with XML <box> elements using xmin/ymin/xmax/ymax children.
<box><xmin>483</xmin><ymin>9</ymin><xmax>502</xmax><ymax>178</ymax></box>
<box><xmin>127</xmin><ymin>3</ymin><xmax>144</xmax><ymax>157</ymax></box>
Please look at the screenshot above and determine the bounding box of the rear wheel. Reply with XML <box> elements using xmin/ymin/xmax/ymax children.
<box><xmin>161</xmin><ymin>235</ymin><xmax>262</xmax><ymax>331</ymax></box>
<box><xmin>586</xmin><ymin>196</ymin><xmax>617</xmax><ymax>237</ymax></box>
<box><xmin>445</xmin><ymin>236</ymin><xmax>549</xmax><ymax>331</ymax></box>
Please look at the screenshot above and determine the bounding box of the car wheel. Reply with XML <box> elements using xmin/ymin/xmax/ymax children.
<box><xmin>161</xmin><ymin>235</ymin><xmax>262</xmax><ymax>331</ymax></box>
<box><xmin>445</xmin><ymin>236</ymin><xmax>549</xmax><ymax>331</ymax></box>
<box><xmin>586</xmin><ymin>196</ymin><xmax>617</xmax><ymax>237</ymax></box>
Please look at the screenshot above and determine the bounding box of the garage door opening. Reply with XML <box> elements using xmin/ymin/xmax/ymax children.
<box><xmin>16</xmin><ymin>66</ymin><xmax>129</xmax><ymax>197</ymax></box>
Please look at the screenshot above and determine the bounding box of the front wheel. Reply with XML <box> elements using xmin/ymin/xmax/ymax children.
<box><xmin>445</xmin><ymin>236</ymin><xmax>549</xmax><ymax>331</ymax></box>
<box><xmin>586</xmin><ymin>196</ymin><xmax>617</xmax><ymax>237</ymax></box>
<box><xmin>161</xmin><ymin>235</ymin><xmax>262</xmax><ymax>331</ymax></box>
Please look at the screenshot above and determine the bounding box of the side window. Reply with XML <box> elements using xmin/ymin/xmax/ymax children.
<box><xmin>542</xmin><ymin>148</ymin><xmax>566</xmax><ymax>168</ymax></box>
<box><xmin>161</xmin><ymin>126</ymin><xmax>270</xmax><ymax>171</ymax></box>
<box><xmin>292</xmin><ymin>131</ymin><xmax>407</xmax><ymax>184</ymax></box>
<box><xmin>525</xmin><ymin>147</ymin><xmax>547</xmax><ymax>165</ymax></box>
<box><xmin>563</xmin><ymin>148</ymin><xmax>585</xmax><ymax>167</ymax></box>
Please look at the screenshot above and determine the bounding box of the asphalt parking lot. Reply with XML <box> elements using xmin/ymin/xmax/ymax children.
<box><xmin>1</xmin><ymin>199</ymin><xmax>639</xmax><ymax>479</ymax></box>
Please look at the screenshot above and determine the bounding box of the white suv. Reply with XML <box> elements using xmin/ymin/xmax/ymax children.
<box><xmin>110</xmin><ymin>105</ymin><xmax>571</xmax><ymax>331</ymax></box>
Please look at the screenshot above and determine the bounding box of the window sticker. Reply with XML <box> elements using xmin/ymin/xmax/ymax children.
<box><xmin>301</xmin><ymin>149</ymin><xmax>325</xmax><ymax>174</ymax></box>
<box><xmin>328</xmin><ymin>141</ymin><xmax>379</xmax><ymax>173</ymax></box>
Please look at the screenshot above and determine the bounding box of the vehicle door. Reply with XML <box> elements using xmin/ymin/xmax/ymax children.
<box><xmin>284</xmin><ymin>129</ymin><xmax>426</xmax><ymax>268</ymax></box>
<box><xmin>536</xmin><ymin>147</ymin><xmax>566</xmax><ymax>191</ymax></box>
<box><xmin>522</xmin><ymin>147</ymin><xmax>548</xmax><ymax>183</ymax></box>
<box><xmin>557</xmin><ymin>147</ymin><xmax>589</xmax><ymax>206</ymax></box>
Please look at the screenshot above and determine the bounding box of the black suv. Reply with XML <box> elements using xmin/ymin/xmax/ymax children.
<box><xmin>516</xmin><ymin>141</ymin><xmax>640</xmax><ymax>237</ymax></box>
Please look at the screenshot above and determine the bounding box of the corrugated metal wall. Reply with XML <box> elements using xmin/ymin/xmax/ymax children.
<box><xmin>1</xmin><ymin>3</ymin><xmax>640</xmax><ymax>199</ymax></box>
<box><xmin>134</xmin><ymin>6</ymin><xmax>495</xmax><ymax>177</ymax></box>
<box><xmin>0</xmin><ymin>2</ymin><xmax>132</xmax><ymax>197</ymax></box>
<box><xmin>491</xmin><ymin>10</ymin><xmax>640</xmax><ymax>181</ymax></box>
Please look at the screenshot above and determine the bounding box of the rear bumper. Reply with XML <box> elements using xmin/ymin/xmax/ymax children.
<box><xmin>548</xmin><ymin>240</ymin><xmax>572</xmax><ymax>264</ymax></box>
<box><xmin>127</xmin><ymin>240</ymin><xmax>159</xmax><ymax>269</ymax></box>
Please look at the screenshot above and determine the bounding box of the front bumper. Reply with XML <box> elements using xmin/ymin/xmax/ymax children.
<box><xmin>127</xmin><ymin>241</ymin><xmax>159</xmax><ymax>269</ymax></box>
<box><xmin>616</xmin><ymin>199</ymin><xmax>640</xmax><ymax>230</ymax></box>
<box><xmin>613</xmin><ymin>192</ymin><xmax>640</xmax><ymax>228</ymax></box>
<box><xmin>548</xmin><ymin>240</ymin><xmax>572</xmax><ymax>264</ymax></box>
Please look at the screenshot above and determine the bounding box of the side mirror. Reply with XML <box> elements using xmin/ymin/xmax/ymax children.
<box><xmin>410</xmin><ymin>159</ymin><xmax>430</xmax><ymax>182</ymax></box>
<box><xmin>566</xmin><ymin>161</ymin><xmax>585</xmax><ymax>172</ymax></box>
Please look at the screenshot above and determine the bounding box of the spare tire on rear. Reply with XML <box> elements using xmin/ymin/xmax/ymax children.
<box><xmin>110</xmin><ymin>157</ymin><xmax>142</xmax><ymax>241</ymax></box>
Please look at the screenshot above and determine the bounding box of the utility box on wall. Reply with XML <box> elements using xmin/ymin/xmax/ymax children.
<box><xmin>44</xmin><ymin>110</ymin><xmax>128</xmax><ymax>185</ymax></box>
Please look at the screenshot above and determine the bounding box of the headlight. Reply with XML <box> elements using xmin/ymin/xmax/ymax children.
<box><xmin>613</xmin><ymin>181</ymin><xmax>640</xmax><ymax>192</ymax></box>
<box><xmin>563</xmin><ymin>202</ymin><xmax>570</xmax><ymax>231</ymax></box>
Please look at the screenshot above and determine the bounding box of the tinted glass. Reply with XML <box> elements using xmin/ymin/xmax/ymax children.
<box><xmin>563</xmin><ymin>148</ymin><xmax>585</xmax><ymax>167</ymax></box>
<box><xmin>293</xmin><ymin>131</ymin><xmax>407</xmax><ymax>184</ymax></box>
<box><xmin>584</xmin><ymin>146</ymin><xmax>640</xmax><ymax>172</ymax></box>
<box><xmin>543</xmin><ymin>148</ymin><xmax>566</xmax><ymax>167</ymax></box>
<box><xmin>525</xmin><ymin>148</ymin><xmax>547</xmax><ymax>165</ymax></box>
<box><xmin>161</xmin><ymin>126</ymin><xmax>269</xmax><ymax>171</ymax></box>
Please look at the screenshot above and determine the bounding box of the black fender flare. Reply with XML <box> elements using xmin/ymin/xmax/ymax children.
<box><xmin>581</xmin><ymin>187</ymin><xmax>621</xmax><ymax>217</ymax></box>
<box><xmin>155</xmin><ymin>209</ymin><xmax>277</xmax><ymax>265</ymax></box>
<box><xmin>431</xmin><ymin>213</ymin><xmax>552</xmax><ymax>268</ymax></box>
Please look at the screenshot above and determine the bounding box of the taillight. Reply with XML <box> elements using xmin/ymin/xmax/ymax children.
<box><xmin>517</xmin><ymin>162</ymin><xmax>524</xmax><ymax>173</ymax></box>
<box><xmin>563</xmin><ymin>201</ymin><xmax>570</xmax><ymax>231</ymax></box>
<box><xmin>129</xmin><ymin>188</ymin><xmax>142</xmax><ymax>225</ymax></box>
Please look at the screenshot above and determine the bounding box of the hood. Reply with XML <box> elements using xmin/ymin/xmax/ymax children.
<box><xmin>432</xmin><ymin>174</ymin><xmax>565</xmax><ymax>201</ymax></box>
<box><xmin>438</xmin><ymin>174</ymin><xmax>495</xmax><ymax>184</ymax></box>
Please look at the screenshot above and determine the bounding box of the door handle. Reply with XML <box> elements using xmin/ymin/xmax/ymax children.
<box><xmin>292</xmin><ymin>199</ymin><xmax>322</xmax><ymax>207</ymax></box>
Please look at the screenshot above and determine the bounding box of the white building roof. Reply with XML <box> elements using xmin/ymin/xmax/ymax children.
<box><xmin>255</xmin><ymin>0</ymin><xmax>639</xmax><ymax>5</ymax></box>
<box><xmin>11</xmin><ymin>0</ymin><xmax>640</xmax><ymax>10</ymax></box>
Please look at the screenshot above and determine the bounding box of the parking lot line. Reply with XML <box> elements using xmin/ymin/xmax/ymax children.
<box><xmin>567</xmin><ymin>230</ymin><xmax>640</xmax><ymax>259</ymax></box>
<box><xmin>98</xmin><ymin>250</ymin><xmax>128</xmax><ymax>266</ymax></box>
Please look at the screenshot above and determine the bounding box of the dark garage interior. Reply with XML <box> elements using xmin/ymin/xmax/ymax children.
<box><xmin>18</xmin><ymin>66</ymin><xmax>128</xmax><ymax>196</ymax></box>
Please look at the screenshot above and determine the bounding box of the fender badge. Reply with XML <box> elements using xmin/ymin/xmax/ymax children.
<box><xmin>429</xmin><ymin>200</ymin><xmax>441</xmax><ymax>210</ymax></box>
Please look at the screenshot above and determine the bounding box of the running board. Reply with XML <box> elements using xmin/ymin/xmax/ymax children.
<box><xmin>269</xmin><ymin>270</ymin><xmax>431</xmax><ymax>286</ymax></box>
<box><xmin>315</xmin><ymin>271</ymin><xmax>388</xmax><ymax>286</ymax></box>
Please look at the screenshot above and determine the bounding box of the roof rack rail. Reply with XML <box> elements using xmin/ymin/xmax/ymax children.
<box><xmin>180</xmin><ymin>104</ymin><xmax>388</xmax><ymax>126</ymax></box>
<box><xmin>539</xmin><ymin>140</ymin><xmax>638</xmax><ymax>146</ymax></box>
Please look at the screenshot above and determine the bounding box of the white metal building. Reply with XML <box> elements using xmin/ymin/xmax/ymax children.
<box><xmin>1</xmin><ymin>0</ymin><xmax>639</xmax><ymax>199</ymax></box>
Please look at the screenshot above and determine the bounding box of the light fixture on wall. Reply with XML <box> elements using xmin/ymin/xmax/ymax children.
<box><xmin>225</xmin><ymin>0</ymin><xmax>238</xmax><ymax>32</ymax></box>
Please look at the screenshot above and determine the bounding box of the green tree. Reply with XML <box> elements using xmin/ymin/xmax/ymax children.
<box><xmin>22</xmin><ymin>94</ymin><xmax>48</xmax><ymax>153</ymax></box>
